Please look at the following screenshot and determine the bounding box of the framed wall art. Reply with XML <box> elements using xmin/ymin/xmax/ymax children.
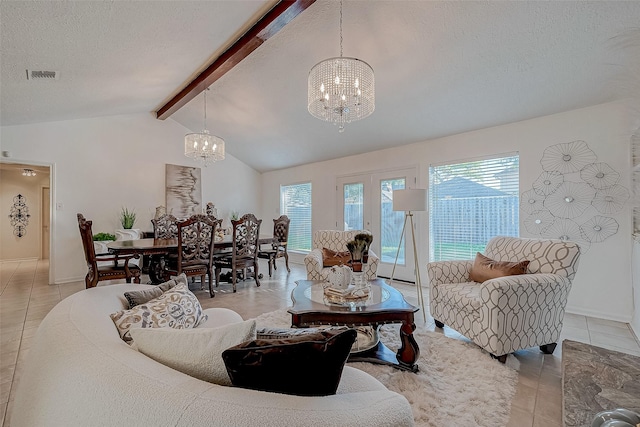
<box><xmin>165</xmin><ymin>164</ymin><xmax>202</xmax><ymax>219</ymax></box>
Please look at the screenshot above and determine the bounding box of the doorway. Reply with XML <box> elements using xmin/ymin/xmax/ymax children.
<box><xmin>0</xmin><ymin>161</ymin><xmax>53</xmax><ymax>282</ymax></box>
<box><xmin>336</xmin><ymin>167</ymin><xmax>418</xmax><ymax>281</ymax></box>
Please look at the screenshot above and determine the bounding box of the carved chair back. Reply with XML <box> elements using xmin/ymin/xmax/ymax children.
<box><xmin>152</xmin><ymin>214</ymin><xmax>178</xmax><ymax>239</ymax></box>
<box><xmin>176</xmin><ymin>214</ymin><xmax>220</xmax><ymax>268</ymax></box>
<box><xmin>231</xmin><ymin>213</ymin><xmax>262</xmax><ymax>260</ymax></box>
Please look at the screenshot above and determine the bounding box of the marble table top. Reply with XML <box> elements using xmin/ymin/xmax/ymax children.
<box><xmin>562</xmin><ymin>340</ymin><xmax>640</xmax><ymax>427</ymax></box>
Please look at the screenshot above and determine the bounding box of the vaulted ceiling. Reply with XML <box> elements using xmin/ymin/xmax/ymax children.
<box><xmin>2</xmin><ymin>1</ymin><xmax>639</xmax><ymax>172</ymax></box>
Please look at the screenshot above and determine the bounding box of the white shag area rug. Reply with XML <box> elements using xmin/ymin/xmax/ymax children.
<box><xmin>254</xmin><ymin>308</ymin><xmax>519</xmax><ymax>427</ymax></box>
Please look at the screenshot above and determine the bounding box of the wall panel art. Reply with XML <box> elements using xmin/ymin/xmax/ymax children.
<box><xmin>521</xmin><ymin>140</ymin><xmax>628</xmax><ymax>251</ymax></box>
<box><xmin>165</xmin><ymin>164</ymin><xmax>202</xmax><ymax>219</ymax></box>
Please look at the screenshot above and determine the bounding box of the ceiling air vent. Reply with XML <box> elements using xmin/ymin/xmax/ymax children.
<box><xmin>26</xmin><ymin>70</ymin><xmax>58</xmax><ymax>80</ymax></box>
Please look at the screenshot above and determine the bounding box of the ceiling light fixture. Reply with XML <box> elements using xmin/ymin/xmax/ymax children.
<box><xmin>307</xmin><ymin>0</ymin><xmax>374</xmax><ymax>132</ymax></box>
<box><xmin>22</xmin><ymin>168</ymin><xmax>36</xmax><ymax>177</ymax></box>
<box><xmin>184</xmin><ymin>87</ymin><xmax>225</xmax><ymax>166</ymax></box>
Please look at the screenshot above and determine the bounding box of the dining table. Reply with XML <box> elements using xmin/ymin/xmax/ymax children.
<box><xmin>107</xmin><ymin>235</ymin><xmax>277</xmax><ymax>284</ymax></box>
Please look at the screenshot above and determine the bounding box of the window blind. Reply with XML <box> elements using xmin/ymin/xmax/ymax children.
<box><xmin>429</xmin><ymin>154</ymin><xmax>519</xmax><ymax>261</ymax></box>
<box><xmin>280</xmin><ymin>183</ymin><xmax>312</xmax><ymax>252</ymax></box>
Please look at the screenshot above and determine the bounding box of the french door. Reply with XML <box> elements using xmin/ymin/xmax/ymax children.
<box><xmin>336</xmin><ymin>167</ymin><xmax>417</xmax><ymax>281</ymax></box>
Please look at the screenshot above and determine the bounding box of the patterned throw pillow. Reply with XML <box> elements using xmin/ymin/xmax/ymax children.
<box><xmin>469</xmin><ymin>252</ymin><xmax>530</xmax><ymax>283</ymax></box>
<box><xmin>123</xmin><ymin>274</ymin><xmax>188</xmax><ymax>309</ymax></box>
<box><xmin>322</xmin><ymin>247</ymin><xmax>351</xmax><ymax>267</ymax></box>
<box><xmin>110</xmin><ymin>282</ymin><xmax>207</xmax><ymax>343</ymax></box>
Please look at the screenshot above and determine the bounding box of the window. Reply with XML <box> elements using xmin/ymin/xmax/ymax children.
<box><xmin>280</xmin><ymin>183</ymin><xmax>312</xmax><ymax>252</ymax></box>
<box><xmin>429</xmin><ymin>154</ymin><xmax>519</xmax><ymax>261</ymax></box>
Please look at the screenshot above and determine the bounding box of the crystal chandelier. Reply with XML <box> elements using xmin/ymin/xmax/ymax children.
<box><xmin>308</xmin><ymin>0</ymin><xmax>374</xmax><ymax>132</ymax></box>
<box><xmin>185</xmin><ymin>88</ymin><xmax>225</xmax><ymax>166</ymax></box>
<box><xmin>22</xmin><ymin>168</ymin><xmax>36</xmax><ymax>177</ymax></box>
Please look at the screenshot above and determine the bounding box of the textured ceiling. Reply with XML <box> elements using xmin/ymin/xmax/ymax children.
<box><xmin>2</xmin><ymin>1</ymin><xmax>640</xmax><ymax>172</ymax></box>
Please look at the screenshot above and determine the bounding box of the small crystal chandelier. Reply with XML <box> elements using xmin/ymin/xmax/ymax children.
<box><xmin>308</xmin><ymin>0</ymin><xmax>374</xmax><ymax>132</ymax></box>
<box><xmin>22</xmin><ymin>168</ymin><xmax>36</xmax><ymax>177</ymax></box>
<box><xmin>184</xmin><ymin>87</ymin><xmax>225</xmax><ymax>166</ymax></box>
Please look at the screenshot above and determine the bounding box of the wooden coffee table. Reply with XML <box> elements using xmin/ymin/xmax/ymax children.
<box><xmin>288</xmin><ymin>279</ymin><xmax>420</xmax><ymax>372</ymax></box>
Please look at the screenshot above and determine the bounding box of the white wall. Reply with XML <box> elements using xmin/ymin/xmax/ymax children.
<box><xmin>261</xmin><ymin>102</ymin><xmax>634</xmax><ymax>322</ymax></box>
<box><xmin>0</xmin><ymin>113</ymin><xmax>261</xmax><ymax>283</ymax></box>
<box><xmin>0</xmin><ymin>169</ymin><xmax>49</xmax><ymax>260</ymax></box>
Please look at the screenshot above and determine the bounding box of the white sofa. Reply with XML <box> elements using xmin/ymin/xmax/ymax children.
<box><xmin>11</xmin><ymin>284</ymin><xmax>413</xmax><ymax>427</ymax></box>
<box><xmin>304</xmin><ymin>230</ymin><xmax>380</xmax><ymax>281</ymax></box>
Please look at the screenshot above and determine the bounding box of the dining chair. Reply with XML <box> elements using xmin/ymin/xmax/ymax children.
<box><xmin>257</xmin><ymin>215</ymin><xmax>290</xmax><ymax>277</ymax></box>
<box><xmin>77</xmin><ymin>213</ymin><xmax>141</xmax><ymax>289</ymax></box>
<box><xmin>215</xmin><ymin>213</ymin><xmax>262</xmax><ymax>292</ymax></box>
<box><xmin>163</xmin><ymin>214</ymin><xmax>221</xmax><ymax>297</ymax></box>
<box><xmin>151</xmin><ymin>213</ymin><xmax>178</xmax><ymax>239</ymax></box>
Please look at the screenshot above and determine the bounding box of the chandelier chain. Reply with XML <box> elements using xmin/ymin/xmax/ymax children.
<box><xmin>339</xmin><ymin>0</ymin><xmax>343</xmax><ymax>57</ymax></box>
<box><xmin>203</xmin><ymin>87</ymin><xmax>208</xmax><ymax>130</ymax></box>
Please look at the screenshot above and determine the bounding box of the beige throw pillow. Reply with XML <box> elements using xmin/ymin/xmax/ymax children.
<box><xmin>129</xmin><ymin>319</ymin><xmax>257</xmax><ymax>386</ymax></box>
<box><xmin>469</xmin><ymin>252</ymin><xmax>530</xmax><ymax>283</ymax></box>
<box><xmin>110</xmin><ymin>282</ymin><xmax>207</xmax><ymax>343</ymax></box>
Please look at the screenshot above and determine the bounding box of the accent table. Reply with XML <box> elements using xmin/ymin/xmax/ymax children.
<box><xmin>288</xmin><ymin>279</ymin><xmax>420</xmax><ymax>372</ymax></box>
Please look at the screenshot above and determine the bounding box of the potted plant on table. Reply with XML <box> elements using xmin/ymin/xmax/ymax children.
<box><xmin>346</xmin><ymin>233</ymin><xmax>373</xmax><ymax>272</ymax></box>
<box><xmin>120</xmin><ymin>207</ymin><xmax>136</xmax><ymax>229</ymax></box>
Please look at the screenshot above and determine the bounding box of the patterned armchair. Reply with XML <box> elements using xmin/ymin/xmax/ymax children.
<box><xmin>427</xmin><ymin>236</ymin><xmax>581</xmax><ymax>362</ymax></box>
<box><xmin>304</xmin><ymin>230</ymin><xmax>379</xmax><ymax>281</ymax></box>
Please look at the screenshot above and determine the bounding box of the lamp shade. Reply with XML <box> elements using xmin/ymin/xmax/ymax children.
<box><xmin>392</xmin><ymin>189</ymin><xmax>428</xmax><ymax>212</ymax></box>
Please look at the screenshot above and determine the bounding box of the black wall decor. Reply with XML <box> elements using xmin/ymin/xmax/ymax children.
<box><xmin>9</xmin><ymin>194</ymin><xmax>31</xmax><ymax>237</ymax></box>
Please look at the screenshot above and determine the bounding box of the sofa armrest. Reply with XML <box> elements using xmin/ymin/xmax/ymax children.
<box><xmin>427</xmin><ymin>260</ymin><xmax>473</xmax><ymax>285</ymax></box>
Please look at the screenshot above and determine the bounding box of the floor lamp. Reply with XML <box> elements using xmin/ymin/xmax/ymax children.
<box><xmin>389</xmin><ymin>188</ymin><xmax>428</xmax><ymax>321</ymax></box>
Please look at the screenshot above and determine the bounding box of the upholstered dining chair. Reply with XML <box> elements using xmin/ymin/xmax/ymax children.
<box><xmin>163</xmin><ymin>214</ymin><xmax>221</xmax><ymax>297</ymax></box>
<box><xmin>215</xmin><ymin>213</ymin><xmax>262</xmax><ymax>292</ymax></box>
<box><xmin>257</xmin><ymin>215</ymin><xmax>290</xmax><ymax>277</ymax></box>
<box><xmin>427</xmin><ymin>236</ymin><xmax>581</xmax><ymax>363</ymax></box>
<box><xmin>77</xmin><ymin>213</ymin><xmax>141</xmax><ymax>288</ymax></box>
<box><xmin>304</xmin><ymin>230</ymin><xmax>379</xmax><ymax>281</ymax></box>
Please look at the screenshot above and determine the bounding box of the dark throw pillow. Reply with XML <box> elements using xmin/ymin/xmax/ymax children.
<box><xmin>222</xmin><ymin>328</ymin><xmax>357</xmax><ymax>396</ymax></box>
<box><xmin>469</xmin><ymin>252</ymin><xmax>530</xmax><ymax>283</ymax></box>
<box><xmin>123</xmin><ymin>273</ymin><xmax>187</xmax><ymax>308</ymax></box>
<box><xmin>322</xmin><ymin>247</ymin><xmax>351</xmax><ymax>267</ymax></box>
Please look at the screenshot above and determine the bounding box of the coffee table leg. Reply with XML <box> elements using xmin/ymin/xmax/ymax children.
<box><xmin>397</xmin><ymin>320</ymin><xmax>420</xmax><ymax>369</ymax></box>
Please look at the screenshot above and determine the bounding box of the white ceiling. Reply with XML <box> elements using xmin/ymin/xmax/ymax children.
<box><xmin>2</xmin><ymin>1</ymin><xmax>640</xmax><ymax>173</ymax></box>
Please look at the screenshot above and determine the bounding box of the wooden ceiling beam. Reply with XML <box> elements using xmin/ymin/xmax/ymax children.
<box><xmin>156</xmin><ymin>0</ymin><xmax>316</xmax><ymax>120</ymax></box>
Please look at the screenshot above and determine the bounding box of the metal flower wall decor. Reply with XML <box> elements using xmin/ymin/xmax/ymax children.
<box><xmin>521</xmin><ymin>140</ymin><xmax>628</xmax><ymax>251</ymax></box>
<box><xmin>9</xmin><ymin>194</ymin><xmax>31</xmax><ymax>237</ymax></box>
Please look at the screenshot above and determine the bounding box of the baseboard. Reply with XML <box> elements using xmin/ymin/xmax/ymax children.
<box><xmin>0</xmin><ymin>257</ymin><xmax>39</xmax><ymax>263</ymax></box>
<box><xmin>565</xmin><ymin>304</ymin><xmax>632</xmax><ymax>323</ymax></box>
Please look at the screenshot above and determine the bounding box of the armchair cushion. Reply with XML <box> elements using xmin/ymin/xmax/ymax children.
<box><xmin>469</xmin><ymin>252</ymin><xmax>530</xmax><ymax>283</ymax></box>
<box><xmin>322</xmin><ymin>248</ymin><xmax>351</xmax><ymax>267</ymax></box>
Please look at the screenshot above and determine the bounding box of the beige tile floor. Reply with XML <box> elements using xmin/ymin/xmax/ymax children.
<box><xmin>2</xmin><ymin>258</ymin><xmax>640</xmax><ymax>427</ymax></box>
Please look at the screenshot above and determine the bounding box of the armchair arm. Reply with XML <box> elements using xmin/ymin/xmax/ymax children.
<box><xmin>478</xmin><ymin>273</ymin><xmax>572</xmax><ymax>353</ymax></box>
<box><xmin>427</xmin><ymin>260</ymin><xmax>474</xmax><ymax>285</ymax></box>
<box><xmin>304</xmin><ymin>249</ymin><xmax>324</xmax><ymax>280</ymax></box>
<box><xmin>363</xmin><ymin>250</ymin><xmax>379</xmax><ymax>280</ymax></box>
